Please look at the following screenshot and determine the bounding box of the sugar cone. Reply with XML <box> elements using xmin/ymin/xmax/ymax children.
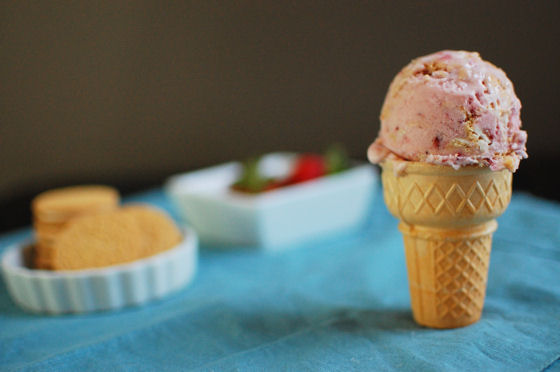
<box><xmin>381</xmin><ymin>159</ymin><xmax>512</xmax><ymax>328</ymax></box>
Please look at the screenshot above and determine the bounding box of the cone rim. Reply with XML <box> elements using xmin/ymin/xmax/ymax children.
<box><xmin>380</xmin><ymin>159</ymin><xmax>510</xmax><ymax>177</ymax></box>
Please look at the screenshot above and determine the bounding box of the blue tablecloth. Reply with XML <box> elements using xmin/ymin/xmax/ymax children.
<box><xmin>1</xmin><ymin>188</ymin><xmax>559</xmax><ymax>371</ymax></box>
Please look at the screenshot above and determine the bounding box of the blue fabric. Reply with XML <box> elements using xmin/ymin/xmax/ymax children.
<box><xmin>1</xmin><ymin>188</ymin><xmax>559</xmax><ymax>371</ymax></box>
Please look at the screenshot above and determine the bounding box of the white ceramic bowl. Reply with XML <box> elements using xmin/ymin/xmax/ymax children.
<box><xmin>165</xmin><ymin>153</ymin><xmax>378</xmax><ymax>250</ymax></box>
<box><xmin>1</xmin><ymin>229</ymin><xmax>198</xmax><ymax>314</ymax></box>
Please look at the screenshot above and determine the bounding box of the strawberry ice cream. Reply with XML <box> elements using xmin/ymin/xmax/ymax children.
<box><xmin>368</xmin><ymin>50</ymin><xmax>527</xmax><ymax>171</ymax></box>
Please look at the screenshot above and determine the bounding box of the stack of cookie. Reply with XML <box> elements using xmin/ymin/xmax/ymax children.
<box><xmin>31</xmin><ymin>186</ymin><xmax>120</xmax><ymax>269</ymax></box>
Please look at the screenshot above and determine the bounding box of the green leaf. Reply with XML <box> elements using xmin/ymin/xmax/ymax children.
<box><xmin>324</xmin><ymin>144</ymin><xmax>349</xmax><ymax>174</ymax></box>
<box><xmin>233</xmin><ymin>157</ymin><xmax>269</xmax><ymax>193</ymax></box>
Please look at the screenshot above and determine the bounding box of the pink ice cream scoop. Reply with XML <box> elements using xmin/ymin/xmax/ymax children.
<box><xmin>368</xmin><ymin>50</ymin><xmax>527</xmax><ymax>171</ymax></box>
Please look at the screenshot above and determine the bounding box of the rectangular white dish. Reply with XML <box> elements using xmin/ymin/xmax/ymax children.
<box><xmin>165</xmin><ymin>153</ymin><xmax>378</xmax><ymax>250</ymax></box>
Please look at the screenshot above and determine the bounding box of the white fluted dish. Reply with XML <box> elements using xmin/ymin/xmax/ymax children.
<box><xmin>1</xmin><ymin>229</ymin><xmax>198</xmax><ymax>314</ymax></box>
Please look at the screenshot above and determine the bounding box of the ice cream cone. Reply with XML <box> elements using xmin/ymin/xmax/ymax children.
<box><xmin>381</xmin><ymin>159</ymin><xmax>512</xmax><ymax>328</ymax></box>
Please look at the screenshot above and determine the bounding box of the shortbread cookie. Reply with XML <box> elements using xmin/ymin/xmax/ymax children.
<box><xmin>33</xmin><ymin>218</ymin><xmax>67</xmax><ymax>242</ymax></box>
<box><xmin>50</xmin><ymin>206</ymin><xmax>182</xmax><ymax>270</ymax></box>
<box><xmin>32</xmin><ymin>186</ymin><xmax>119</xmax><ymax>222</ymax></box>
<box><xmin>34</xmin><ymin>241</ymin><xmax>55</xmax><ymax>259</ymax></box>
<box><xmin>121</xmin><ymin>205</ymin><xmax>182</xmax><ymax>258</ymax></box>
<box><xmin>34</xmin><ymin>257</ymin><xmax>54</xmax><ymax>270</ymax></box>
<box><xmin>51</xmin><ymin>210</ymin><xmax>145</xmax><ymax>270</ymax></box>
<box><xmin>31</xmin><ymin>185</ymin><xmax>120</xmax><ymax>270</ymax></box>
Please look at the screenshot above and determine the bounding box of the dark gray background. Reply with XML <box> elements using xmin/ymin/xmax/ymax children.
<box><xmin>1</xmin><ymin>1</ymin><xmax>559</xmax><ymax>231</ymax></box>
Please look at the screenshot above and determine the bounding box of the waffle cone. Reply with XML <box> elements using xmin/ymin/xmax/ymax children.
<box><xmin>381</xmin><ymin>160</ymin><xmax>512</xmax><ymax>328</ymax></box>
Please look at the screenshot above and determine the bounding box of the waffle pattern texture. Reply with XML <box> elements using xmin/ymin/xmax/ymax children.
<box><xmin>381</xmin><ymin>160</ymin><xmax>512</xmax><ymax>328</ymax></box>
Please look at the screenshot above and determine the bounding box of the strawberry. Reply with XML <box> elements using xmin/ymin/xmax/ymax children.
<box><xmin>286</xmin><ymin>154</ymin><xmax>326</xmax><ymax>184</ymax></box>
<box><xmin>231</xmin><ymin>145</ymin><xmax>349</xmax><ymax>193</ymax></box>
